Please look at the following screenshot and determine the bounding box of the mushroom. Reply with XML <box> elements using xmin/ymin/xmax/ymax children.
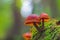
<box><xmin>23</xmin><ymin>32</ymin><xmax>32</xmax><ymax>40</ymax></box>
<box><xmin>24</xmin><ymin>14</ymin><xmax>41</xmax><ymax>32</ymax></box>
<box><xmin>39</xmin><ymin>13</ymin><xmax>50</xmax><ymax>30</ymax></box>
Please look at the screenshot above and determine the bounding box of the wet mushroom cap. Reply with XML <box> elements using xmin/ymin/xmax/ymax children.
<box><xmin>24</xmin><ymin>14</ymin><xmax>40</xmax><ymax>26</ymax></box>
<box><xmin>23</xmin><ymin>32</ymin><xmax>32</xmax><ymax>39</ymax></box>
<box><xmin>39</xmin><ymin>13</ymin><xmax>50</xmax><ymax>22</ymax></box>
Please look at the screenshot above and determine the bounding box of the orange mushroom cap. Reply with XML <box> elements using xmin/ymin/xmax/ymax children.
<box><xmin>24</xmin><ymin>14</ymin><xmax>40</xmax><ymax>26</ymax></box>
<box><xmin>23</xmin><ymin>32</ymin><xmax>32</xmax><ymax>40</ymax></box>
<box><xmin>39</xmin><ymin>12</ymin><xmax>50</xmax><ymax>22</ymax></box>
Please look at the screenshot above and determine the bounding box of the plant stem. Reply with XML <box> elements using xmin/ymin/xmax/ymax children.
<box><xmin>42</xmin><ymin>18</ymin><xmax>44</xmax><ymax>30</ymax></box>
<box><xmin>33</xmin><ymin>22</ymin><xmax>41</xmax><ymax>33</ymax></box>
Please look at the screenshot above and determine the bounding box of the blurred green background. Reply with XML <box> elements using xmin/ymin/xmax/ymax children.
<box><xmin>0</xmin><ymin>0</ymin><xmax>60</xmax><ymax>40</ymax></box>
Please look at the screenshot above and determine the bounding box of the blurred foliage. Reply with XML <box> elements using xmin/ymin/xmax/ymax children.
<box><xmin>31</xmin><ymin>19</ymin><xmax>60</xmax><ymax>40</ymax></box>
<box><xmin>33</xmin><ymin>0</ymin><xmax>60</xmax><ymax>19</ymax></box>
<box><xmin>0</xmin><ymin>0</ymin><xmax>60</xmax><ymax>40</ymax></box>
<box><xmin>16</xmin><ymin>0</ymin><xmax>22</xmax><ymax>9</ymax></box>
<box><xmin>0</xmin><ymin>0</ymin><xmax>22</xmax><ymax>39</ymax></box>
<box><xmin>0</xmin><ymin>0</ymin><xmax>14</xmax><ymax>39</ymax></box>
<box><xmin>57</xmin><ymin>0</ymin><xmax>60</xmax><ymax>19</ymax></box>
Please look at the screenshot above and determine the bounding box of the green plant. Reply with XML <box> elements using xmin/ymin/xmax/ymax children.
<box><xmin>23</xmin><ymin>13</ymin><xmax>60</xmax><ymax>40</ymax></box>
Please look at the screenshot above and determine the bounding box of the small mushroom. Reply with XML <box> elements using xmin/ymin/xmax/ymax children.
<box><xmin>24</xmin><ymin>14</ymin><xmax>40</xmax><ymax>26</ymax></box>
<box><xmin>24</xmin><ymin>14</ymin><xmax>41</xmax><ymax>32</ymax></box>
<box><xmin>39</xmin><ymin>13</ymin><xmax>50</xmax><ymax>30</ymax></box>
<box><xmin>23</xmin><ymin>32</ymin><xmax>32</xmax><ymax>40</ymax></box>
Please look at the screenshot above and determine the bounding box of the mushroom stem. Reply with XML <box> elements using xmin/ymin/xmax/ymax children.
<box><xmin>33</xmin><ymin>22</ymin><xmax>41</xmax><ymax>33</ymax></box>
<box><xmin>25</xmin><ymin>38</ymin><xmax>31</xmax><ymax>40</ymax></box>
<box><xmin>42</xmin><ymin>18</ymin><xmax>44</xmax><ymax>30</ymax></box>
